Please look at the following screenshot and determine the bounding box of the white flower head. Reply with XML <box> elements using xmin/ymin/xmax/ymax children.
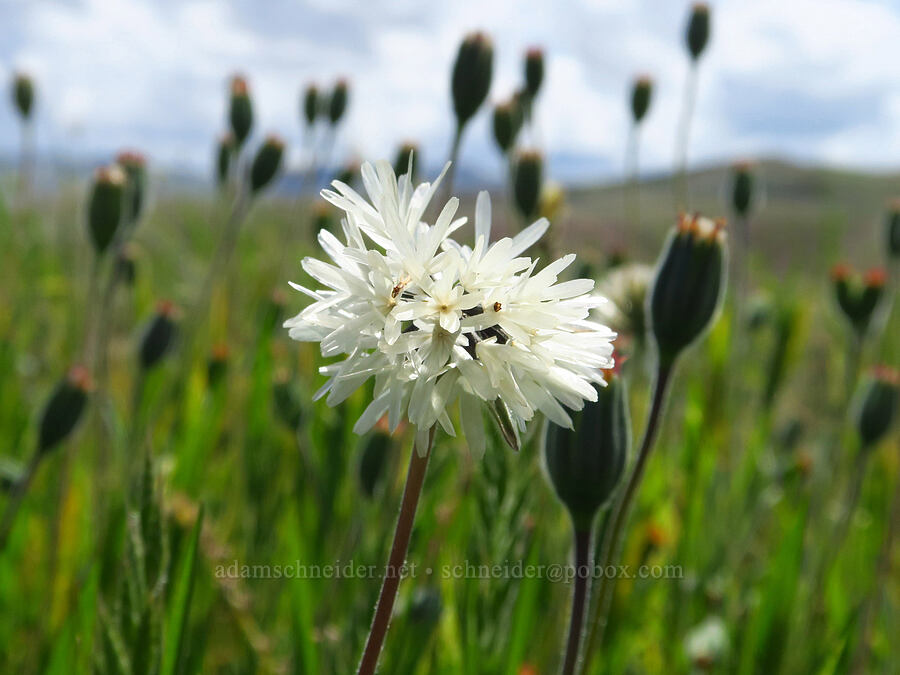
<box><xmin>285</xmin><ymin>161</ymin><xmax>615</xmax><ymax>457</ymax></box>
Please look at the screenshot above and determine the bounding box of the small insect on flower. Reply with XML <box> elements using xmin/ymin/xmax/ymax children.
<box><xmin>285</xmin><ymin>161</ymin><xmax>615</xmax><ymax>456</ymax></box>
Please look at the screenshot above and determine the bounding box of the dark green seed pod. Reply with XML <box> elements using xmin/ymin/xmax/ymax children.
<box><xmin>358</xmin><ymin>431</ymin><xmax>392</xmax><ymax>498</ymax></box>
<box><xmin>207</xmin><ymin>343</ymin><xmax>229</xmax><ymax>388</ymax></box>
<box><xmin>649</xmin><ymin>214</ymin><xmax>727</xmax><ymax>366</ymax></box>
<box><xmin>88</xmin><ymin>165</ymin><xmax>126</xmax><ymax>255</ymax></box>
<box><xmin>885</xmin><ymin>201</ymin><xmax>900</xmax><ymax>259</ymax></box>
<box><xmin>831</xmin><ymin>265</ymin><xmax>886</xmax><ymax>337</ymax></box>
<box><xmin>543</xmin><ymin>373</ymin><xmax>630</xmax><ymax>531</ymax></box>
<box><xmin>686</xmin><ymin>3</ymin><xmax>711</xmax><ymax>61</ymax></box>
<box><xmin>492</xmin><ymin>100</ymin><xmax>522</xmax><ymax>154</ymax></box>
<box><xmin>326</xmin><ymin>79</ymin><xmax>349</xmax><ymax>126</ymax></box>
<box><xmin>854</xmin><ymin>368</ymin><xmax>899</xmax><ymax>449</ymax></box>
<box><xmin>116</xmin><ymin>150</ymin><xmax>147</xmax><ymax>227</ymax></box>
<box><xmin>408</xmin><ymin>586</ymin><xmax>443</xmax><ymax>626</ymax></box>
<box><xmin>228</xmin><ymin>76</ymin><xmax>253</xmax><ymax>148</ymax></box>
<box><xmin>38</xmin><ymin>366</ymin><xmax>92</xmax><ymax>455</ymax></box>
<box><xmin>631</xmin><ymin>76</ymin><xmax>653</xmax><ymax>124</ymax></box>
<box><xmin>302</xmin><ymin>83</ymin><xmax>319</xmax><ymax>127</ymax></box>
<box><xmin>12</xmin><ymin>73</ymin><xmax>35</xmax><ymax>121</ymax></box>
<box><xmin>394</xmin><ymin>142</ymin><xmax>420</xmax><ymax>182</ymax></box>
<box><xmin>216</xmin><ymin>133</ymin><xmax>234</xmax><ymax>187</ymax></box>
<box><xmin>249</xmin><ymin>135</ymin><xmax>285</xmax><ymax>194</ymax></box>
<box><xmin>139</xmin><ymin>301</ymin><xmax>177</xmax><ymax>370</ymax></box>
<box><xmin>731</xmin><ymin>162</ymin><xmax>755</xmax><ymax>217</ymax></box>
<box><xmin>512</xmin><ymin>150</ymin><xmax>543</xmax><ymax>221</ymax></box>
<box><xmin>524</xmin><ymin>47</ymin><xmax>544</xmax><ymax>99</ymax></box>
<box><xmin>451</xmin><ymin>32</ymin><xmax>494</xmax><ymax>129</ymax></box>
<box><xmin>273</xmin><ymin>371</ymin><xmax>303</xmax><ymax>430</ymax></box>
<box><xmin>115</xmin><ymin>244</ymin><xmax>137</xmax><ymax>286</ymax></box>
<box><xmin>335</xmin><ymin>162</ymin><xmax>358</xmax><ymax>187</ymax></box>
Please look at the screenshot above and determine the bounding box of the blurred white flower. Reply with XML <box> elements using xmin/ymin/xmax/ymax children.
<box><xmin>684</xmin><ymin>615</ymin><xmax>728</xmax><ymax>670</ymax></box>
<box><xmin>594</xmin><ymin>263</ymin><xmax>654</xmax><ymax>346</ymax></box>
<box><xmin>285</xmin><ymin>161</ymin><xmax>615</xmax><ymax>456</ymax></box>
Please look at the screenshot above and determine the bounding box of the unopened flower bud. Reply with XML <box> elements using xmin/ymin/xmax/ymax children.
<box><xmin>407</xmin><ymin>586</ymin><xmax>443</xmax><ymax>627</ymax></box>
<box><xmin>358</xmin><ymin>430</ymin><xmax>391</xmax><ymax>498</ymax></box>
<box><xmin>731</xmin><ymin>161</ymin><xmax>755</xmax><ymax>218</ymax></box>
<box><xmin>492</xmin><ymin>99</ymin><xmax>522</xmax><ymax>154</ymax></box>
<box><xmin>326</xmin><ymin>79</ymin><xmax>349</xmax><ymax>126</ymax></box>
<box><xmin>115</xmin><ymin>244</ymin><xmax>137</xmax><ymax>286</ymax></box>
<box><xmin>686</xmin><ymin>3</ymin><xmax>711</xmax><ymax>61</ymax></box>
<box><xmin>543</xmin><ymin>371</ymin><xmax>629</xmax><ymax>530</ymax></box>
<box><xmin>228</xmin><ymin>75</ymin><xmax>253</xmax><ymax>148</ymax></box>
<box><xmin>302</xmin><ymin>83</ymin><xmax>318</xmax><ymax>127</ymax></box>
<box><xmin>393</xmin><ymin>142</ymin><xmax>419</xmax><ymax>181</ymax></box>
<box><xmin>12</xmin><ymin>72</ymin><xmax>35</xmax><ymax>121</ymax></box>
<box><xmin>38</xmin><ymin>366</ymin><xmax>92</xmax><ymax>455</ymax></box>
<box><xmin>630</xmin><ymin>75</ymin><xmax>653</xmax><ymax>124</ymax></box>
<box><xmin>216</xmin><ymin>133</ymin><xmax>234</xmax><ymax>187</ymax></box>
<box><xmin>335</xmin><ymin>161</ymin><xmax>359</xmax><ymax>187</ymax></box>
<box><xmin>524</xmin><ymin>47</ymin><xmax>544</xmax><ymax>99</ymax></box>
<box><xmin>312</xmin><ymin>201</ymin><xmax>335</xmax><ymax>234</ymax></box>
<box><xmin>249</xmin><ymin>135</ymin><xmax>285</xmax><ymax>194</ymax></box>
<box><xmin>139</xmin><ymin>301</ymin><xmax>177</xmax><ymax>370</ymax></box>
<box><xmin>207</xmin><ymin>343</ymin><xmax>229</xmax><ymax>388</ymax></box>
<box><xmin>854</xmin><ymin>367</ymin><xmax>899</xmax><ymax>449</ymax></box>
<box><xmin>451</xmin><ymin>32</ymin><xmax>494</xmax><ymax>128</ymax></box>
<box><xmin>650</xmin><ymin>214</ymin><xmax>727</xmax><ymax>366</ymax></box>
<box><xmin>273</xmin><ymin>370</ymin><xmax>303</xmax><ymax>430</ymax></box>
<box><xmin>88</xmin><ymin>165</ymin><xmax>126</xmax><ymax>255</ymax></box>
<box><xmin>831</xmin><ymin>264</ymin><xmax>885</xmax><ymax>336</ymax></box>
<box><xmin>885</xmin><ymin>200</ymin><xmax>900</xmax><ymax>259</ymax></box>
<box><xmin>512</xmin><ymin>149</ymin><xmax>543</xmax><ymax>221</ymax></box>
<box><xmin>116</xmin><ymin>150</ymin><xmax>147</xmax><ymax>226</ymax></box>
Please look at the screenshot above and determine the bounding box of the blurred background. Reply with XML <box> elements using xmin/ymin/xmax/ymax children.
<box><xmin>3</xmin><ymin>0</ymin><xmax>900</xmax><ymax>184</ymax></box>
<box><xmin>0</xmin><ymin>1</ymin><xmax>898</xmax><ymax>674</ymax></box>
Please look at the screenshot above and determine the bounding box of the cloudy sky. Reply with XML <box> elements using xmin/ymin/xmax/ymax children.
<box><xmin>2</xmin><ymin>0</ymin><xmax>900</xmax><ymax>184</ymax></box>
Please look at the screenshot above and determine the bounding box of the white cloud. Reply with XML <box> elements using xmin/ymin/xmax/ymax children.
<box><xmin>1</xmin><ymin>0</ymin><xmax>899</xmax><ymax>181</ymax></box>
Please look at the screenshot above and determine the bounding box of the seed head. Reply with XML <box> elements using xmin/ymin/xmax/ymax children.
<box><xmin>116</xmin><ymin>150</ymin><xmax>147</xmax><ymax>226</ymax></box>
<box><xmin>38</xmin><ymin>366</ymin><xmax>92</xmax><ymax>455</ymax></box>
<box><xmin>832</xmin><ymin>264</ymin><xmax>885</xmax><ymax>337</ymax></box>
<box><xmin>512</xmin><ymin>149</ymin><xmax>543</xmax><ymax>221</ymax></box>
<box><xmin>451</xmin><ymin>31</ymin><xmax>494</xmax><ymax>128</ymax></box>
<box><xmin>686</xmin><ymin>3</ymin><xmax>711</xmax><ymax>61</ymax></box>
<box><xmin>139</xmin><ymin>300</ymin><xmax>178</xmax><ymax>370</ymax></box>
<box><xmin>12</xmin><ymin>72</ymin><xmax>35</xmax><ymax>121</ymax></box>
<box><xmin>630</xmin><ymin>75</ymin><xmax>653</xmax><ymax>124</ymax></box>
<box><xmin>393</xmin><ymin>142</ymin><xmax>420</xmax><ymax>182</ymax></box>
<box><xmin>524</xmin><ymin>47</ymin><xmax>544</xmax><ymax>99</ymax></box>
<box><xmin>731</xmin><ymin>161</ymin><xmax>755</xmax><ymax>218</ymax></box>
<box><xmin>302</xmin><ymin>83</ymin><xmax>319</xmax><ymax>127</ymax></box>
<box><xmin>854</xmin><ymin>366</ymin><xmax>899</xmax><ymax>449</ymax></box>
<box><xmin>649</xmin><ymin>214</ymin><xmax>727</xmax><ymax>366</ymax></box>
<box><xmin>326</xmin><ymin>78</ymin><xmax>349</xmax><ymax>126</ymax></box>
<box><xmin>249</xmin><ymin>134</ymin><xmax>285</xmax><ymax>194</ymax></box>
<box><xmin>88</xmin><ymin>164</ymin><xmax>127</xmax><ymax>255</ymax></box>
<box><xmin>492</xmin><ymin>99</ymin><xmax>523</xmax><ymax>154</ymax></box>
<box><xmin>543</xmin><ymin>369</ymin><xmax>629</xmax><ymax>530</ymax></box>
<box><xmin>228</xmin><ymin>74</ymin><xmax>253</xmax><ymax>148</ymax></box>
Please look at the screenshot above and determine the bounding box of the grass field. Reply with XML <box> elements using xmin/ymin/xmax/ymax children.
<box><xmin>0</xmin><ymin>157</ymin><xmax>897</xmax><ymax>674</ymax></box>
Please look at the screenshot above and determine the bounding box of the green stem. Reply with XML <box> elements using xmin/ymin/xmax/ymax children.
<box><xmin>443</xmin><ymin>123</ymin><xmax>464</xmax><ymax>202</ymax></box>
<box><xmin>674</xmin><ymin>64</ymin><xmax>698</xmax><ymax>211</ymax></box>
<box><xmin>581</xmin><ymin>361</ymin><xmax>674</xmax><ymax>670</ymax></box>
<box><xmin>357</xmin><ymin>429</ymin><xmax>434</xmax><ymax>675</ymax></box>
<box><xmin>0</xmin><ymin>450</ymin><xmax>43</xmax><ymax>553</ymax></box>
<box><xmin>561</xmin><ymin>528</ymin><xmax>593</xmax><ymax>675</ymax></box>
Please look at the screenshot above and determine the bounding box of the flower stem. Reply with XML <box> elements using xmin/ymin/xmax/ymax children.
<box><xmin>581</xmin><ymin>361</ymin><xmax>673</xmax><ymax>670</ymax></box>
<box><xmin>674</xmin><ymin>64</ymin><xmax>698</xmax><ymax>210</ymax></box>
<box><xmin>357</xmin><ymin>429</ymin><xmax>433</xmax><ymax>675</ymax></box>
<box><xmin>561</xmin><ymin>527</ymin><xmax>593</xmax><ymax>675</ymax></box>
<box><xmin>0</xmin><ymin>450</ymin><xmax>42</xmax><ymax>553</ymax></box>
<box><xmin>443</xmin><ymin>123</ymin><xmax>464</xmax><ymax>202</ymax></box>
